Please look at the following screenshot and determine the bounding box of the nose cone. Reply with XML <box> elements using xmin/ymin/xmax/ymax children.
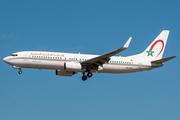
<box><xmin>3</xmin><ymin>56</ymin><xmax>16</xmax><ymax>66</ymax></box>
<box><xmin>3</xmin><ymin>57</ymin><xmax>9</xmax><ymax>63</ymax></box>
<box><xmin>3</xmin><ymin>57</ymin><xmax>6</xmax><ymax>62</ymax></box>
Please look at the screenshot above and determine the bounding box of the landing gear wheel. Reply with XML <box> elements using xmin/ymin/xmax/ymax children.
<box><xmin>82</xmin><ymin>75</ymin><xmax>87</xmax><ymax>81</ymax></box>
<box><xmin>87</xmin><ymin>72</ymin><xmax>93</xmax><ymax>78</ymax></box>
<box><xmin>18</xmin><ymin>71</ymin><xmax>22</xmax><ymax>74</ymax></box>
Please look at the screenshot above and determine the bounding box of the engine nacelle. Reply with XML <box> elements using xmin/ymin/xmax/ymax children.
<box><xmin>56</xmin><ymin>70</ymin><xmax>75</xmax><ymax>76</ymax></box>
<box><xmin>64</xmin><ymin>62</ymin><xmax>82</xmax><ymax>71</ymax></box>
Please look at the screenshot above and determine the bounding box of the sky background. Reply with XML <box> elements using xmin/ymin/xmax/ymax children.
<box><xmin>0</xmin><ymin>0</ymin><xmax>180</xmax><ymax>120</ymax></box>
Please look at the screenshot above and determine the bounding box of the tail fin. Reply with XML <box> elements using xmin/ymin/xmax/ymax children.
<box><xmin>132</xmin><ymin>30</ymin><xmax>170</xmax><ymax>60</ymax></box>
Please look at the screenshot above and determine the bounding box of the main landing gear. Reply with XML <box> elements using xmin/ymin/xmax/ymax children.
<box><xmin>82</xmin><ymin>72</ymin><xmax>93</xmax><ymax>81</ymax></box>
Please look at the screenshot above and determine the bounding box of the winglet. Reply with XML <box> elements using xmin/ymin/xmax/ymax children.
<box><xmin>123</xmin><ymin>37</ymin><xmax>132</xmax><ymax>48</ymax></box>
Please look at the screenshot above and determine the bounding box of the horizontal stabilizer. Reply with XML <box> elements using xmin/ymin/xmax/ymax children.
<box><xmin>151</xmin><ymin>56</ymin><xmax>177</xmax><ymax>64</ymax></box>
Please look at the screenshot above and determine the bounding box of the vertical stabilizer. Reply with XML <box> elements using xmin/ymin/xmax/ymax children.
<box><xmin>131</xmin><ymin>30</ymin><xmax>169</xmax><ymax>60</ymax></box>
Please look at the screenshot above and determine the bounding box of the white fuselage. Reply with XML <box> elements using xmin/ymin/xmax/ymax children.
<box><xmin>3</xmin><ymin>31</ymin><xmax>176</xmax><ymax>80</ymax></box>
<box><xmin>3</xmin><ymin>51</ymin><xmax>157</xmax><ymax>74</ymax></box>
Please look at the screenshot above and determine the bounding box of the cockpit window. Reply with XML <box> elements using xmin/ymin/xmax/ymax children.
<box><xmin>10</xmin><ymin>54</ymin><xmax>18</xmax><ymax>56</ymax></box>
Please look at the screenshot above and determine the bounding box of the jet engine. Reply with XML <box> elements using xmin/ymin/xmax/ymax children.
<box><xmin>56</xmin><ymin>70</ymin><xmax>75</xmax><ymax>76</ymax></box>
<box><xmin>64</xmin><ymin>62</ymin><xmax>82</xmax><ymax>71</ymax></box>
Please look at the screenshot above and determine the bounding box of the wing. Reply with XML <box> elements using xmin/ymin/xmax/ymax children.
<box><xmin>81</xmin><ymin>37</ymin><xmax>132</xmax><ymax>68</ymax></box>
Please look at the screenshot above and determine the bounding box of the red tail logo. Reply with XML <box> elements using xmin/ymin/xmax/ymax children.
<box><xmin>150</xmin><ymin>40</ymin><xmax>164</xmax><ymax>57</ymax></box>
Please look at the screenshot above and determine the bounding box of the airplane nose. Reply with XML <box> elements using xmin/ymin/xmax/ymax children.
<box><xmin>3</xmin><ymin>57</ymin><xmax>8</xmax><ymax>63</ymax></box>
<box><xmin>3</xmin><ymin>56</ymin><xmax>14</xmax><ymax>65</ymax></box>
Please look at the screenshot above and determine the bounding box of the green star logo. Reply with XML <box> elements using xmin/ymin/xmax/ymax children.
<box><xmin>146</xmin><ymin>49</ymin><xmax>154</xmax><ymax>57</ymax></box>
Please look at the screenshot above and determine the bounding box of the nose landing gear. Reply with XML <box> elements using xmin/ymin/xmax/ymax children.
<box><xmin>18</xmin><ymin>70</ymin><xmax>22</xmax><ymax>74</ymax></box>
<box><xmin>13</xmin><ymin>66</ymin><xmax>22</xmax><ymax>74</ymax></box>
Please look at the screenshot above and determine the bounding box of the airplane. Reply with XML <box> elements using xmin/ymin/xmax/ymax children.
<box><xmin>3</xmin><ymin>30</ymin><xmax>177</xmax><ymax>81</ymax></box>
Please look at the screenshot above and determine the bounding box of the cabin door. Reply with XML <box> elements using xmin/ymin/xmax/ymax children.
<box><xmin>138</xmin><ymin>60</ymin><xmax>142</xmax><ymax>69</ymax></box>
